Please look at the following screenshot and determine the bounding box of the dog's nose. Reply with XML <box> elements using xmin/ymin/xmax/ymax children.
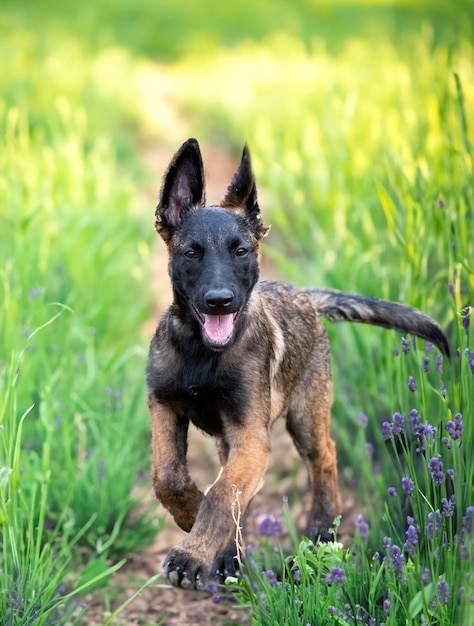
<box><xmin>205</xmin><ymin>289</ymin><xmax>234</xmax><ymax>312</ymax></box>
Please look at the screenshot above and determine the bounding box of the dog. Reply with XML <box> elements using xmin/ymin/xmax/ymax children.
<box><xmin>146</xmin><ymin>138</ymin><xmax>450</xmax><ymax>590</ymax></box>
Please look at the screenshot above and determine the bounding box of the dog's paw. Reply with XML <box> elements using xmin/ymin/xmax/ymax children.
<box><xmin>162</xmin><ymin>548</ymin><xmax>209</xmax><ymax>590</ymax></box>
<box><xmin>209</xmin><ymin>543</ymin><xmax>241</xmax><ymax>585</ymax></box>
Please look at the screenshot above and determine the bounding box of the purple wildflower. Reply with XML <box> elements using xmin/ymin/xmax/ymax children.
<box><xmin>293</xmin><ymin>569</ymin><xmax>301</xmax><ymax>582</ymax></box>
<box><xmin>469</xmin><ymin>351</ymin><xmax>474</xmax><ymax>374</ymax></box>
<box><xmin>404</xmin><ymin>524</ymin><xmax>419</xmax><ymax>555</ymax></box>
<box><xmin>383</xmin><ymin>536</ymin><xmax>391</xmax><ymax>552</ymax></box>
<box><xmin>365</xmin><ymin>442</ymin><xmax>374</xmax><ymax>457</ymax></box>
<box><xmin>328</xmin><ymin>606</ymin><xmax>344</xmax><ymax>618</ymax></box>
<box><xmin>435</xmin><ymin>355</ymin><xmax>443</xmax><ymax>374</ymax></box>
<box><xmin>262</xmin><ymin>569</ymin><xmax>281</xmax><ymax>588</ymax></box>
<box><xmin>330</xmin><ymin>566</ymin><xmax>346</xmax><ymax>584</ymax></box>
<box><xmin>437</xmin><ymin>199</ymin><xmax>444</xmax><ymax>208</ymax></box>
<box><xmin>383</xmin><ymin>599</ymin><xmax>391</xmax><ymax>616</ymax></box>
<box><xmin>257</xmin><ymin>515</ymin><xmax>283</xmax><ymax>537</ymax></box>
<box><xmin>356</xmin><ymin>514</ymin><xmax>369</xmax><ymax>541</ymax></box>
<box><xmin>390</xmin><ymin>544</ymin><xmax>405</xmax><ymax>576</ymax></box>
<box><xmin>427</xmin><ymin>511</ymin><xmax>442</xmax><ymax>539</ymax></box>
<box><xmin>448</xmin><ymin>283</ymin><xmax>454</xmax><ymax>296</ymax></box>
<box><xmin>437</xmin><ymin>580</ymin><xmax>449</xmax><ymax>605</ymax></box>
<box><xmin>441</xmin><ymin>436</ymin><xmax>451</xmax><ymax>450</ymax></box>
<box><xmin>462</xmin><ymin>315</ymin><xmax>470</xmax><ymax>330</ymax></box>
<box><xmin>29</xmin><ymin>287</ymin><xmax>42</xmax><ymax>300</ymax></box>
<box><xmin>402</xmin><ymin>476</ymin><xmax>415</xmax><ymax>496</ymax></box>
<box><xmin>359</xmin><ymin>412</ymin><xmax>368</xmax><ymax>428</ymax></box>
<box><xmin>392</xmin><ymin>347</ymin><xmax>399</xmax><ymax>357</ymax></box>
<box><xmin>423</xmin><ymin>357</ymin><xmax>430</xmax><ymax>373</ymax></box>
<box><xmin>407</xmin><ymin>376</ymin><xmax>417</xmax><ymax>392</ymax></box>
<box><xmin>425</xmin><ymin>341</ymin><xmax>434</xmax><ymax>354</ymax></box>
<box><xmin>381</xmin><ymin>421</ymin><xmax>391</xmax><ymax>440</ymax></box>
<box><xmin>441</xmin><ymin>495</ymin><xmax>455</xmax><ymax>518</ymax></box>
<box><xmin>402</xmin><ymin>337</ymin><xmax>410</xmax><ymax>354</ymax></box>
<box><xmin>463</xmin><ymin>506</ymin><xmax>474</xmax><ymax>534</ymax></box>
<box><xmin>388</xmin><ymin>486</ymin><xmax>397</xmax><ymax>497</ymax></box>
<box><xmin>393</xmin><ymin>412</ymin><xmax>405</xmax><ymax>436</ymax></box>
<box><xmin>439</xmin><ymin>380</ymin><xmax>447</xmax><ymax>397</ymax></box>
<box><xmin>446</xmin><ymin>413</ymin><xmax>464</xmax><ymax>440</ymax></box>
<box><xmin>421</xmin><ymin>568</ymin><xmax>430</xmax><ymax>585</ymax></box>
<box><xmin>429</xmin><ymin>456</ymin><xmax>445</xmax><ymax>486</ymax></box>
<box><xmin>447</xmin><ymin>467</ymin><xmax>455</xmax><ymax>478</ymax></box>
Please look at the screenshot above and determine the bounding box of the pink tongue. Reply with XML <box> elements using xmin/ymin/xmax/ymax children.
<box><xmin>203</xmin><ymin>314</ymin><xmax>234</xmax><ymax>343</ymax></box>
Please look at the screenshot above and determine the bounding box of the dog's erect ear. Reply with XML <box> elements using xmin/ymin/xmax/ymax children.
<box><xmin>221</xmin><ymin>145</ymin><xmax>270</xmax><ymax>240</ymax></box>
<box><xmin>155</xmin><ymin>138</ymin><xmax>206</xmax><ymax>241</ymax></box>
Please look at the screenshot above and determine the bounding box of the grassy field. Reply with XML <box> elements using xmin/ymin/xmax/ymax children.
<box><xmin>1</xmin><ymin>1</ymin><xmax>473</xmax><ymax>624</ymax></box>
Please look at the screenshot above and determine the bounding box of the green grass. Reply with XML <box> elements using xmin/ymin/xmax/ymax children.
<box><xmin>1</xmin><ymin>0</ymin><xmax>473</xmax><ymax>623</ymax></box>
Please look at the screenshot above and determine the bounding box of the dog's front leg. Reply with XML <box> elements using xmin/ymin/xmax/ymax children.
<box><xmin>149</xmin><ymin>394</ymin><xmax>204</xmax><ymax>532</ymax></box>
<box><xmin>162</xmin><ymin>423</ymin><xmax>271</xmax><ymax>589</ymax></box>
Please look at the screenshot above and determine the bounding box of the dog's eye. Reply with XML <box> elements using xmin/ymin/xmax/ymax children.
<box><xmin>235</xmin><ymin>247</ymin><xmax>249</xmax><ymax>258</ymax></box>
<box><xmin>184</xmin><ymin>249</ymin><xmax>199</xmax><ymax>260</ymax></box>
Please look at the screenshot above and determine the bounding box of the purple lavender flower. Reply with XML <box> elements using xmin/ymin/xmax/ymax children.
<box><xmin>447</xmin><ymin>468</ymin><xmax>455</xmax><ymax>478</ymax></box>
<box><xmin>437</xmin><ymin>199</ymin><xmax>444</xmax><ymax>208</ymax></box>
<box><xmin>392</xmin><ymin>347</ymin><xmax>399</xmax><ymax>357</ymax></box>
<box><xmin>470</xmin><ymin>351</ymin><xmax>474</xmax><ymax>374</ymax></box>
<box><xmin>293</xmin><ymin>569</ymin><xmax>301</xmax><ymax>582</ymax></box>
<box><xmin>330</xmin><ymin>566</ymin><xmax>346</xmax><ymax>584</ymax></box>
<box><xmin>381</xmin><ymin>421</ymin><xmax>391</xmax><ymax>440</ymax></box>
<box><xmin>402</xmin><ymin>337</ymin><xmax>410</xmax><ymax>354</ymax></box>
<box><xmin>356</xmin><ymin>514</ymin><xmax>369</xmax><ymax>541</ymax></box>
<box><xmin>427</xmin><ymin>511</ymin><xmax>442</xmax><ymax>539</ymax></box>
<box><xmin>390</xmin><ymin>544</ymin><xmax>405</xmax><ymax>576</ymax></box>
<box><xmin>425</xmin><ymin>341</ymin><xmax>434</xmax><ymax>354</ymax></box>
<box><xmin>446</xmin><ymin>413</ymin><xmax>464</xmax><ymax>440</ymax></box>
<box><xmin>388</xmin><ymin>486</ymin><xmax>397</xmax><ymax>497</ymax></box>
<box><xmin>463</xmin><ymin>506</ymin><xmax>474</xmax><ymax>534</ymax></box>
<box><xmin>29</xmin><ymin>287</ymin><xmax>43</xmax><ymax>300</ymax></box>
<box><xmin>383</xmin><ymin>536</ymin><xmax>391</xmax><ymax>552</ymax></box>
<box><xmin>439</xmin><ymin>381</ymin><xmax>446</xmax><ymax>397</ymax></box>
<box><xmin>365</xmin><ymin>442</ymin><xmax>374</xmax><ymax>457</ymax></box>
<box><xmin>429</xmin><ymin>456</ymin><xmax>445</xmax><ymax>486</ymax></box>
<box><xmin>404</xmin><ymin>524</ymin><xmax>419</xmax><ymax>555</ymax></box>
<box><xmin>393</xmin><ymin>412</ymin><xmax>405</xmax><ymax>436</ymax></box>
<box><xmin>435</xmin><ymin>355</ymin><xmax>443</xmax><ymax>374</ymax></box>
<box><xmin>423</xmin><ymin>357</ymin><xmax>430</xmax><ymax>373</ymax></box>
<box><xmin>359</xmin><ymin>412</ymin><xmax>368</xmax><ymax>428</ymax></box>
<box><xmin>262</xmin><ymin>569</ymin><xmax>281</xmax><ymax>588</ymax></box>
<box><xmin>421</xmin><ymin>568</ymin><xmax>430</xmax><ymax>585</ymax></box>
<box><xmin>437</xmin><ymin>580</ymin><xmax>449</xmax><ymax>605</ymax></box>
<box><xmin>448</xmin><ymin>283</ymin><xmax>454</xmax><ymax>296</ymax></box>
<box><xmin>383</xmin><ymin>599</ymin><xmax>391</xmax><ymax>616</ymax></box>
<box><xmin>407</xmin><ymin>376</ymin><xmax>417</xmax><ymax>392</ymax></box>
<box><xmin>257</xmin><ymin>515</ymin><xmax>283</xmax><ymax>537</ymax></box>
<box><xmin>441</xmin><ymin>495</ymin><xmax>455</xmax><ymax>518</ymax></box>
<box><xmin>462</xmin><ymin>314</ymin><xmax>470</xmax><ymax>330</ymax></box>
<box><xmin>402</xmin><ymin>476</ymin><xmax>414</xmax><ymax>496</ymax></box>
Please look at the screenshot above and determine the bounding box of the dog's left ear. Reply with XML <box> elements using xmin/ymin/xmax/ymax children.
<box><xmin>155</xmin><ymin>138</ymin><xmax>206</xmax><ymax>242</ymax></box>
<box><xmin>221</xmin><ymin>145</ymin><xmax>270</xmax><ymax>241</ymax></box>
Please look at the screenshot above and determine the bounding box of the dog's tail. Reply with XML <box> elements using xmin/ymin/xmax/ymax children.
<box><xmin>309</xmin><ymin>288</ymin><xmax>450</xmax><ymax>358</ymax></box>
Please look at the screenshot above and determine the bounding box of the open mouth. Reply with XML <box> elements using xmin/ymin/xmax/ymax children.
<box><xmin>192</xmin><ymin>307</ymin><xmax>240</xmax><ymax>346</ymax></box>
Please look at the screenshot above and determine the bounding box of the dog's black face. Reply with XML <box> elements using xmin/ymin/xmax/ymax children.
<box><xmin>155</xmin><ymin>139</ymin><xmax>269</xmax><ymax>350</ymax></box>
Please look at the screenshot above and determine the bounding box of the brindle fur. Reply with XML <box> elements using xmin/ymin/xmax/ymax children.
<box><xmin>146</xmin><ymin>138</ymin><xmax>450</xmax><ymax>590</ymax></box>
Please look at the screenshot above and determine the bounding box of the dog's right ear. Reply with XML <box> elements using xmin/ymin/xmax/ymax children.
<box><xmin>155</xmin><ymin>138</ymin><xmax>206</xmax><ymax>242</ymax></box>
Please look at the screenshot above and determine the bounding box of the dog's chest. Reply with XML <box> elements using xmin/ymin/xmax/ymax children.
<box><xmin>152</xmin><ymin>357</ymin><xmax>247</xmax><ymax>437</ymax></box>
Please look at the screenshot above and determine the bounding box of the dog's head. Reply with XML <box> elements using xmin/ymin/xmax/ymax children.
<box><xmin>155</xmin><ymin>138</ymin><xmax>270</xmax><ymax>350</ymax></box>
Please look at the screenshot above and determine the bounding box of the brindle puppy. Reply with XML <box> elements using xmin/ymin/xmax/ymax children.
<box><xmin>146</xmin><ymin>138</ymin><xmax>449</xmax><ymax>590</ymax></box>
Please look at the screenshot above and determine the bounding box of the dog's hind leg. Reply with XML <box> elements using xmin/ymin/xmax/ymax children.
<box><xmin>286</xmin><ymin>376</ymin><xmax>342</xmax><ymax>542</ymax></box>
